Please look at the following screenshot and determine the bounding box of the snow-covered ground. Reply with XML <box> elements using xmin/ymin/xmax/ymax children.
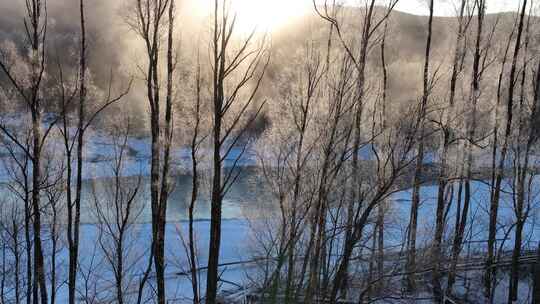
<box><xmin>389</xmin><ymin>179</ymin><xmax>540</xmax><ymax>252</ymax></box>
<box><xmin>1</xmin><ymin>130</ymin><xmax>539</xmax><ymax>303</ymax></box>
<box><xmin>1</xmin><ymin>177</ymin><xmax>537</xmax><ymax>303</ymax></box>
<box><xmin>0</xmin><ymin>129</ymin><xmax>258</xmax><ymax>183</ymax></box>
<box><xmin>39</xmin><ymin>220</ymin><xmax>255</xmax><ymax>303</ymax></box>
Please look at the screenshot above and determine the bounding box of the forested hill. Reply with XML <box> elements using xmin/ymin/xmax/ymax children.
<box><xmin>268</xmin><ymin>8</ymin><xmax>532</xmax><ymax>109</ymax></box>
<box><xmin>0</xmin><ymin>1</ymin><xmax>533</xmax><ymax>134</ymax></box>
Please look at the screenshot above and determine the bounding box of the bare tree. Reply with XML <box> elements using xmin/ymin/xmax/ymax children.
<box><xmin>313</xmin><ymin>2</ymin><xmax>406</xmax><ymax>303</ymax></box>
<box><xmin>42</xmin><ymin>163</ymin><xmax>64</xmax><ymax>304</ymax></box>
<box><xmin>254</xmin><ymin>41</ymin><xmax>326</xmax><ymax>303</ymax></box>
<box><xmin>0</xmin><ymin>119</ymin><xmax>33</xmax><ymax>304</ymax></box>
<box><xmin>205</xmin><ymin>1</ymin><xmax>269</xmax><ymax>303</ymax></box>
<box><xmin>51</xmin><ymin>19</ymin><xmax>130</xmax><ymax>304</ymax></box>
<box><xmin>0</xmin><ymin>1</ymin><xmax>51</xmax><ymax>302</ymax></box>
<box><xmin>128</xmin><ymin>1</ymin><xmax>177</xmax><ymax>302</ymax></box>
<box><xmin>405</xmin><ymin>0</ymin><xmax>434</xmax><ymax>292</ymax></box>
<box><xmin>446</xmin><ymin>0</ymin><xmax>474</xmax><ymax>290</ymax></box>
<box><xmin>485</xmin><ymin>0</ymin><xmax>528</xmax><ymax>297</ymax></box>
<box><xmin>534</xmin><ymin>177</ymin><xmax>540</xmax><ymax>303</ymax></box>
<box><xmin>507</xmin><ymin>6</ymin><xmax>536</xmax><ymax>300</ymax></box>
<box><xmin>91</xmin><ymin>118</ymin><xmax>144</xmax><ymax>304</ymax></box>
<box><xmin>0</xmin><ymin>202</ymin><xmax>24</xmax><ymax>304</ymax></box>
<box><xmin>66</xmin><ymin>1</ymin><xmax>87</xmax><ymax>302</ymax></box>
<box><xmin>178</xmin><ymin>50</ymin><xmax>206</xmax><ymax>304</ymax></box>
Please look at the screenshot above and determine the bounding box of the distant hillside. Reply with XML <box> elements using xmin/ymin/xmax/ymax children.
<box><xmin>266</xmin><ymin>7</ymin><xmax>534</xmax><ymax>107</ymax></box>
<box><xmin>0</xmin><ymin>2</ymin><xmax>536</xmax><ymax>135</ymax></box>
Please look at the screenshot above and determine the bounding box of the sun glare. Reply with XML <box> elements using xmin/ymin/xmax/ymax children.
<box><xmin>194</xmin><ymin>0</ymin><xmax>310</xmax><ymax>33</ymax></box>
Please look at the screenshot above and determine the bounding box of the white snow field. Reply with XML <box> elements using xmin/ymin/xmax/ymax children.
<box><xmin>0</xmin><ymin>132</ymin><xmax>538</xmax><ymax>303</ymax></box>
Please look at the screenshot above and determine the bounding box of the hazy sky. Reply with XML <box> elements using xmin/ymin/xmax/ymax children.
<box><xmin>390</xmin><ymin>0</ymin><xmax>521</xmax><ymax>16</ymax></box>
<box><xmin>306</xmin><ymin>0</ymin><xmax>525</xmax><ymax>16</ymax></box>
<box><xmin>187</xmin><ymin>0</ymin><xmax>526</xmax><ymax>32</ymax></box>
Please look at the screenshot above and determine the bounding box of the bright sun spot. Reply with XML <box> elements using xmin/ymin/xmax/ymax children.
<box><xmin>194</xmin><ymin>0</ymin><xmax>310</xmax><ymax>33</ymax></box>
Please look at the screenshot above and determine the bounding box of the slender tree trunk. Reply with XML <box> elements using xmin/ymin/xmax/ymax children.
<box><xmin>508</xmin><ymin>175</ymin><xmax>526</xmax><ymax>303</ymax></box>
<box><xmin>0</xmin><ymin>1</ymin><xmax>47</xmax><ymax>303</ymax></box>
<box><xmin>188</xmin><ymin>53</ymin><xmax>202</xmax><ymax>304</ymax></box>
<box><xmin>443</xmin><ymin>0</ymin><xmax>468</xmax><ymax>291</ymax></box>
<box><xmin>32</xmin><ymin>111</ymin><xmax>47</xmax><ymax>304</ymax></box>
<box><xmin>508</xmin><ymin>18</ymin><xmax>533</xmax><ymax>300</ymax></box>
<box><xmin>117</xmin><ymin>237</ymin><xmax>124</xmax><ymax>304</ymax></box>
<box><xmin>333</xmin><ymin>2</ymin><xmax>375</xmax><ymax>301</ymax></box>
<box><xmin>432</xmin><ymin>131</ymin><xmax>449</xmax><ymax>299</ymax></box>
<box><xmin>532</xmin><ymin>58</ymin><xmax>540</xmax><ymax>304</ymax></box>
<box><xmin>485</xmin><ymin>0</ymin><xmax>527</xmax><ymax>297</ymax></box>
<box><xmin>306</xmin><ymin>80</ymin><xmax>347</xmax><ymax>303</ymax></box>
<box><xmin>24</xmin><ymin>177</ymin><xmax>32</xmax><ymax>304</ymax></box>
<box><xmin>27</xmin><ymin>2</ymin><xmax>48</xmax><ymax>303</ymax></box>
<box><xmin>534</xmin><ymin>242</ymin><xmax>540</xmax><ymax>303</ymax></box>
<box><xmin>68</xmin><ymin>2</ymin><xmax>87</xmax><ymax>303</ymax></box>
<box><xmin>149</xmin><ymin>37</ymin><xmax>163</xmax><ymax>302</ymax></box>
<box><xmin>206</xmin><ymin>103</ymin><xmax>223</xmax><ymax>304</ymax></box>
<box><xmin>366</xmin><ymin>231</ymin><xmax>377</xmax><ymax>301</ymax></box>
<box><xmin>205</xmin><ymin>1</ymin><xmax>267</xmax><ymax>301</ymax></box>
<box><xmin>13</xmin><ymin>219</ymin><xmax>21</xmax><ymax>304</ymax></box>
<box><xmin>376</xmin><ymin>14</ymin><xmax>389</xmax><ymax>295</ymax></box>
<box><xmin>284</xmin><ymin>50</ymin><xmax>314</xmax><ymax>302</ymax></box>
<box><xmin>132</xmin><ymin>2</ymin><xmax>176</xmax><ymax>303</ymax></box>
<box><xmin>1</xmin><ymin>241</ymin><xmax>5</xmax><ymax>304</ymax></box>
<box><xmin>206</xmin><ymin>3</ymin><xmax>225</xmax><ymax>300</ymax></box>
<box><xmin>155</xmin><ymin>3</ymin><xmax>175</xmax><ymax>303</ymax></box>
<box><xmin>50</xmin><ymin>201</ymin><xmax>58</xmax><ymax>304</ymax></box>
<box><xmin>406</xmin><ymin>0</ymin><xmax>433</xmax><ymax>293</ymax></box>
<box><xmin>406</xmin><ymin>135</ymin><xmax>423</xmax><ymax>291</ymax></box>
<box><xmin>445</xmin><ymin>0</ymin><xmax>483</xmax><ymax>295</ymax></box>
